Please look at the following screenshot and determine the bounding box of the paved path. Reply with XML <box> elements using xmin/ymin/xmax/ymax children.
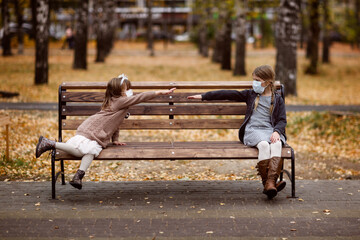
<box><xmin>1</xmin><ymin>102</ymin><xmax>360</xmax><ymax>112</ymax></box>
<box><xmin>0</xmin><ymin>180</ymin><xmax>359</xmax><ymax>239</ymax></box>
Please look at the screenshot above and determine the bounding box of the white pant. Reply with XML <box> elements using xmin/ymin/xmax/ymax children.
<box><xmin>256</xmin><ymin>141</ymin><xmax>282</xmax><ymax>161</ymax></box>
<box><xmin>56</xmin><ymin>142</ymin><xmax>94</xmax><ymax>171</ymax></box>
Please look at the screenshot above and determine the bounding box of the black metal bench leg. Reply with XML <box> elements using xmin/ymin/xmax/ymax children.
<box><xmin>51</xmin><ymin>150</ymin><xmax>56</xmax><ymax>199</ymax></box>
<box><xmin>291</xmin><ymin>148</ymin><xmax>296</xmax><ymax>198</ymax></box>
<box><xmin>60</xmin><ymin>160</ymin><xmax>65</xmax><ymax>185</ymax></box>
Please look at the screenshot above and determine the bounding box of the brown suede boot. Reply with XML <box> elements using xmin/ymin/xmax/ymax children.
<box><xmin>36</xmin><ymin>136</ymin><xmax>56</xmax><ymax>158</ymax></box>
<box><xmin>69</xmin><ymin>169</ymin><xmax>85</xmax><ymax>190</ymax></box>
<box><xmin>264</xmin><ymin>157</ymin><xmax>283</xmax><ymax>199</ymax></box>
<box><xmin>256</xmin><ymin>159</ymin><xmax>286</xmax><ymax>193</ymax></box>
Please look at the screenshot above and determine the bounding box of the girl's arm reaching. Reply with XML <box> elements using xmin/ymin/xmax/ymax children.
<box><xmin>111</xmin><ymin>88</ymin><xmax>176</xmax><ymax>111</ymax></box>
<box><xmin>188</xmin><ymin>90</ymin><xmax>250</xmax><ymax>102</ymax></box>
<box><xmin>155</xmin><ymin>88</ymin><xmax>176</xmax><ymax>96</ymax></box>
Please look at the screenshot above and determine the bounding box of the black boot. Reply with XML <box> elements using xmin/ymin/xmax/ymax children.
<box><xmin>69</xmin><ymin>169</ymin><xmax>85</xmax><ymax>190</ymax></box>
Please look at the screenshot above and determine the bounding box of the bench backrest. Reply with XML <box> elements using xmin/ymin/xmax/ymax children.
<box><xmin>58</xmin><ymin>81</ymin><xmax>284</xmax><ymax>142</ymax></box>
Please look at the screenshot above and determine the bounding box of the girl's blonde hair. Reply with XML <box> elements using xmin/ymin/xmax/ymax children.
<box><xmin>252</xmin><ymin>65</ymin><xmax>276</xmax><ymax>113</ymax></box>
<box><xmin>101</xmin><ymin>77</ymin><xmax>132</xmax><ymax>110</ymax></box>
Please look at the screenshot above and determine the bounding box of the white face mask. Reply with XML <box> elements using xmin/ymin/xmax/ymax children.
<box><xmin>125</xmin><ymin>89</ymin><xmax>133</xmax><ymax>97</ymax></box>
<box><xmin>252</xmin><ymin>80</ymin><xmax>266</xmax><ymax>94</ymax></box>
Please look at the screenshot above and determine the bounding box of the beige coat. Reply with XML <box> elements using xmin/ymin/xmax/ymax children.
<box><xmin>76</xmin><ymin>91</ymin><xmax>157</xmax><ymax>148</ymax></box>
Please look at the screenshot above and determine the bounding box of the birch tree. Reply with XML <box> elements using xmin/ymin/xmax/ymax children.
<box><xmin>34</xmin><ymin>0</ymin><xmax>50</xmax><ymax>85</ymax></box>
<box><xmin>275</xmin><ymin>0</ymin><xmax>300</xmax><ymax>96</ymax></box>
<box><xmin>1</xmin><ymin>0</ymin><xmax>12</xmax><ymax>56</ymax></box>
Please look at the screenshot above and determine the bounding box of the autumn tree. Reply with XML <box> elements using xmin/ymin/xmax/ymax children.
<box><xmin>305</xmin><ymin>0</ymin><xmax>320</xmax><ymax>74</ymax></box>
<box><xmin>34</xmin><ymin>0</ymin><xmax>50</xmax><ymax>85</ymax></box>
<box><xmin>275</xmin><ymin>0</ymin><xmax>300</xmax><ymax>96</ymax></box>
<box><xmin>73</xmin><ymin>0</ymin><xmax>89</xmax><ymax>69</ymax></box>
<box><xmin>220</xmin><ymin>1</ymin><xmax>234</xmax><ymax>70</ymax></box>
<box><xmin>233</xmin><ymin>0</ymin><xmax>247</xmax><ymax>76</ymax></box>
<box><xmin>14</xmin><ymin>0</ymin><xmax>25</xmax><ymax>55</ymax></box>
<box><xmin>147</xmin><ymin>0</ymin><xmax>154</xmax><ymax>56</ymax></box>
<box><xmin>322</xmin><ymin>0</ymin><xmax>331</xmax><ymax>63</ymax></box>
<box><xmin>1</xmin><ymin>0</ymin><xmax>12</xmax><ymax>56</ymax></box>
<box><xmin>94</xmin><ymin>0</ymin><xmax>116</xmax><ymax>62</ymax></box>
<box><xmin>356</xmin><ymin>0</ymin><xmax>360</xmax><ymax>48</ymax></box>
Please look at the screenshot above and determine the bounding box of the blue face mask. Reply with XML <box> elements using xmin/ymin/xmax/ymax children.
<box><xmin>252</xmin><ymin>81</ymin><xmax>265</xmax><ymax>94</ymax></box>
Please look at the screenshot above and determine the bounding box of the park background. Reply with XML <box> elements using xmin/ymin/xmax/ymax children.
<box><xmin>0</xmin><ymin>0</ymin><xmax>359</xmax><ymax>183</ymax></box>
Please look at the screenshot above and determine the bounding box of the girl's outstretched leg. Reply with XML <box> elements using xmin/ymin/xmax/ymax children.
<box><xmin>70</xmin><ymin>154</ymin><xmax>94</xmax><ymax>190</ymax></box>
<box><xmin>55</xmin><ymin>142</ymin><xmax>83</xmax><ymax>157</ymax></box>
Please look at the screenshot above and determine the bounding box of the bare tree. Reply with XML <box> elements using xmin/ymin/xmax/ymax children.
<box><xmin>356</xmin><ymin>0</ymin><xmax>360</xmax><ymax>48</ymax></box>
<box><xmin>305</xmin><ymin>0</ymin><xmax>320</xmax><ymax>74</ymax></box>
<box><xmin>34</xmin><ymin>0</ymin><xmax>50</xmax><ymax>85</ymax></box>
<box><xmin>234</xmin><ymin>0</ymin><xmax>247</xmax><ymax>76</ymax></box>
<box><xmin>1</xmin><ymin>0</ymin><xmax>12</xmax><ymax>56</ymax></box>
<box><xmin>322</xmin><ymin>0</ymin><xmax>331</xmax><ymax>63</ymax></box>
<box><xmin>94</xmin><ymin>0</ymin><xmax>116</xmax><ymax>62</ymax></box>
<box><xmin>73</xmin><ymin>0</ymin><xmax>89</xmax><ymax>69</ymax></box>
<box><xmin>275</xmin><ymin>0</ymin><xmax>300</xmax><ymax>96</ymax></box>
<box><xmin>14</xmin><ymin>0</ymin><xmax>25</xmax><ymax>54</ymax></box>
<box><xmin>147</xmin><ymin>0</ymin><xmax>154</xmax><ymax>56</ymax></box>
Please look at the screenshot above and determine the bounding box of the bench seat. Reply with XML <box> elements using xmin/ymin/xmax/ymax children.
<box><xmin>56</xmin><ymin>141</ymin><xmax>293</xmax><ymax>160</ymax></box>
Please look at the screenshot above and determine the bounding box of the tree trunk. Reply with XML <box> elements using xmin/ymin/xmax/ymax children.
<box><xmin>275</xmin><ymin>0</ymin><xmax>300</xmax><ymax>96</ymax></box>
<box><xmin>234</xmin><ymin>0</ymin><xmax>247</xmax><ymax>76</ymax></box>
<box><xmin>34</xmin><ymin>0</ymin><xmax>50</xmax><ymax>85</ymax></box>
<box><xmin>1</xmin><ymin>0</ymin><xmax>12</xmax><ymax>56</ymax></box>
<box><xmin>221</xmin><ymin>17</ymin><xmax>232</xmax><ymax>70</ymax></box>
<box><xmin>31</xmin><ymin>0</ymin><xmax>37</xmax><ymax>39</ymax></box>
<box><xmin>356</xmin><ymin>0</ymin><xmax>360</xmax><ymax>48</ymax></box>
<box><xmin>94</xmin><ymin>0</ymin><xmax>115</xmax><ymax>62</ymax></box>
<box><xmin>104</xmin><ymin>0</ymin><xmax>116</xmax><ymax>57</ymax></box>
<box><xmin>147</xmin><ymin>0</ymin><xmax>154</xmax><ymax>56</ymax></box>
<box><xmin>260</xmin><ymin>7</ymin><xmax>266</xmax><ymax>48</ymax></box>
<box><xmin>305</xmin><ymin>0</ymin><xmax>320</xmax><ymax>74</ymax></box>
<box><xmin>212</xmin><ymin>32</ymin><xmax>223</xmax><ymax>63</ymax></box>
<box><xmin>322</xmin><ymin>0</ymin><xmax>330</xmax><ymax>63</ymax></box>
<box><xmin>299</xmin><ymin>0</ymin><xmax>305</xmax><ymax>49</ymax></box>
<box><xmin>15</xmin><ymin>0</ymin><xmax>24</xmax><ymax>55</ymax></box>
<box><xmin>73</xmin><ymin>0</ymin><xmax>88</xmax><ymax>69</ymax></box>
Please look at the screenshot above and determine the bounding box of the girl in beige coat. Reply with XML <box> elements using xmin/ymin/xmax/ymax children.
<box><xmin>36</xmin><ymin>74</ymin><xmax>175</xmax><ymax>189</ymax></box>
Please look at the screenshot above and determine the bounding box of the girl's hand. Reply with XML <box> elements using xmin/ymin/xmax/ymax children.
<box><xmin>187</xmin><ymin>94</ymin><xmax>202</xmax><ymax>99</ymax></box>
<box><xmin>156</xmin><ymin>88</ymin><xmax>176</xmax><ymax>95</ymax></box>
<box><xmin>113</xmin><ymin>141</ymin><xmax>127</xmax><ymax>146</ymax></box>
<box><xmin>270</xmin><ymin>131</ymin><xmax>280</xmax><ymax>143</ymax></box>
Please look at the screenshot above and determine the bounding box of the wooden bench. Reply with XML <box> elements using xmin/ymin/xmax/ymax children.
<box><xmin>52</xmin><ymin>81</ymin><xmax>296</xmax><ymax>199</ymax></box>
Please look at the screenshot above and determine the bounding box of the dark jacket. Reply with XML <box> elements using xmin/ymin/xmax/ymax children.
<box><xmin>201</xmin><ymin>90</ymin><xmax>287</xmax><ymax>144</ymax></box>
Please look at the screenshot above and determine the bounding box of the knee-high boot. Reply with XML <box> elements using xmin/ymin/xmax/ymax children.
<box><xmin>264</xmin><ymin>157</ymin><xmax>283</xmax><ymax>199</ymax></box>
<box><xmin>256</xmin><ymin>159</ymin><xmax>286</xmax><ymax>193</ymax></box>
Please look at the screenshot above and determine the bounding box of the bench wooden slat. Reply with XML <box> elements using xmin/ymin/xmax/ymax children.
<box><xmin>61</xmin><ymin>92</ymin><xmax>236</xmax><ymax>103</ymax></box>
<box><xmin>62</xmin><ymin>119</ymin><xmax>244</xmax><ymax>130</ymax></box>
<box><xmin>55</xmin><ymin>141</ymin><xmax>293</xmax><ymax>160</ymax></box>
<box><xmin>61</xmin><ymin>81</ymin><xmax>282</xmax><ymax>90</ymax></box>
<box><xmin>62</xmin><ymin>104</ymin><xmax>247</xmax><ymax>116</ymax></box>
